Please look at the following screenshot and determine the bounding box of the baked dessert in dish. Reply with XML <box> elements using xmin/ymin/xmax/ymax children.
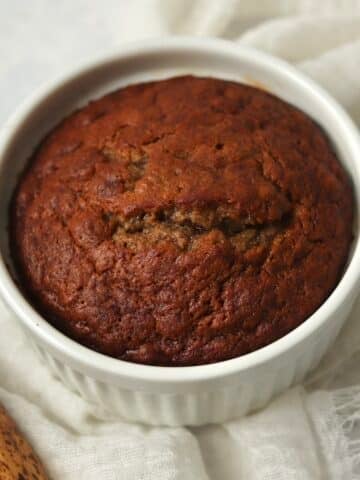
<box><xmin>10</xmin><ymin>75</ymin><xmax>353</xmax><ymax>366</ymax></box>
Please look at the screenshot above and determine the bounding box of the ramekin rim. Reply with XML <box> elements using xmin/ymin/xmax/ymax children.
<box><xmin>0</xmin><ymin>36</ymin><xmax>359</xmax><ymax>385</ymax></box>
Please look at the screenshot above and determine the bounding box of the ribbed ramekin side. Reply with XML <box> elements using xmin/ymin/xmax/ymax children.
<box><xmin>30</xmin><ymin>319</ymin><xmax>340</xmax><ymax>426</ymax></box>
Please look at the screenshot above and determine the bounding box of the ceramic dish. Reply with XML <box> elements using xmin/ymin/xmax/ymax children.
<box><xmin>0</xmin><ymin>37</ymin><xmax>359</xmax><ymax>426</ymax></box>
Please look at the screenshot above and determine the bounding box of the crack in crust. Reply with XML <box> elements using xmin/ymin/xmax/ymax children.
<box><xmin>110</xmin><ymin>208</ymin><xmax>292</xmax><ymax>252</ymax></box>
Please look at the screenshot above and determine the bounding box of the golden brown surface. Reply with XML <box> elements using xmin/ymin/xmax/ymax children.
<box><xmin>11</xmin><ymin>76</ymin><xmax>353</xmax><ymax>365</ymax></box>
<box><xmin>0</xmin><ymin>404</ymin><xmax>48</xmax><ymax>480</ymax></box>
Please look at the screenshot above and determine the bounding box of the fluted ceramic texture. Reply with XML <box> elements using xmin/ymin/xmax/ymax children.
<box><xmin>30</xmin><ymin>322</ymin><xmax>339</xmax><ymax>426</ymax></box>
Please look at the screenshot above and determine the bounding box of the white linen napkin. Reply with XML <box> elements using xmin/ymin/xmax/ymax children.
<box><xmin>1</xmin><ymin>1</ymin><xmax>360</xmax><ymax>478</ymax></box>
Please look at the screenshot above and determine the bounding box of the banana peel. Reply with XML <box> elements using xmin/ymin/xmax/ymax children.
<box><xmin>0</xmin><ymin>403</ymin><xmax>48</xmax><ymax>479</ymax></box>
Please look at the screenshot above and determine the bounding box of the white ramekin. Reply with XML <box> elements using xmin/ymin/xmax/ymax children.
<box><xmin>0</xmin><ymin>37</ymin><xmax>359</xmax><ymax>426</ymax></box>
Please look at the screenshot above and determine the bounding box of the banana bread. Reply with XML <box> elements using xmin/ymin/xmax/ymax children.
<box><xmin>10</xmin><ymin>76</ymin><xmax>354</xmax><ymax>365</ymax></box>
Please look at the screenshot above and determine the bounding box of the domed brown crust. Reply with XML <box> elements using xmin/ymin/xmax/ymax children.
<box><xmin>11</xmin><ymin>76</ymin><xmax>353</xmax><ymax>365</ymax></box>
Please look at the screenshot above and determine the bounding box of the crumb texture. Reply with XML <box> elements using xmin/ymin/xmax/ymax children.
<box><xmin>11</xmin><ymin>76</ymin><xmax>353</xmax><ymax>365</ymax></box>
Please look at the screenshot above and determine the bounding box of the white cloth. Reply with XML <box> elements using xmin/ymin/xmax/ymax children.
<box><xmin>1</xmin><ymin>1</ymin><xmax>360</xmax><ymax>478</ymax></box>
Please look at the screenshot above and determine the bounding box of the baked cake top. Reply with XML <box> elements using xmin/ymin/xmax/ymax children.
<box><xmin>11</xmin><ymin>76</ymin><xmax>353</xmax><ymax>365</ymax></box>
